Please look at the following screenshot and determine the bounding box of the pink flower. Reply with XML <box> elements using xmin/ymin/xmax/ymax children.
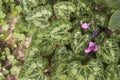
<box><xmin>95</xmin><ymin>6</ymin><xmax>100</xmax><ymax>11</ymax></box>
<box><xmin>80</xmin><ymin>21</ymin><xmax>90</xmax><ymax>30</ymax></box>
<box><xmin>84</xmin><ymin>42</ymin><xmax>98</xmax><ymax>53</ymax></box>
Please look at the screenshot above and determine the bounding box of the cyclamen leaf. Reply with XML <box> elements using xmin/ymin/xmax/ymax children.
<box><xmin>52</xmin><ymin>59</ymin><xmax>104</xmax><ymax>80</ymax></box>
<box><xmin>51</xmin><ymin>62</ymin><xmax>72</xmax><ymax>80</ymax></box>
<box><xmin>105</xmin><ymin>64</ymin><xmax>120</xmax><ymax>80</ymax></box>
<box><xmin>20</xmin><ymin>0</ymin><xmax>48</xmax><ymax>13</ymax></box>
<box><xmin>26</xmin><ymin>5</ymin><xmax>52</xmax><ymax>29</ymax></box>
<box><xmin>106</xmin><ymin>0</ymin><xmax>120</xmax><ymax>8</ymax></box>
<box><xmin>49</xmin><ymin>20</ymin><xmax>72</xmax><ymax>43</ymax></box>
<box><xmin>93</xmin><ymin>0</ymin><xmax>108</xmax><ymax>7</ymax></box>
<box><xmin>54</xmin><ymin>2</ymin><xmax>76</xmax><ymax>20</ymax></box>
<box><xmin>19</xmin><ymin>58</ymin><xmax>49</xmax><ymax>80</ymax></box>
<box><xmin>20</xmin><ymin>0</ymin><xmax>39</xmax><ymax>13</ymax></box>
<box><xmin>53</xmin><ymin>46</ymin><xmax>74</xmax><ymax>63</ymax></box>
<box><xmin>39</xmin><ymin>41</ymin><xmax>56</xmax><ymax>56</ymax></box>
<box><xmin>56</xmin><ymin>63</ymin><xmax>66</xmax><ymax>74</ymax></box>
<box><xmin>35</xmin><ymin>20</ymin><xmax>72</xmax><ymax>46</ymax></box>
<box><xmin>68</xmin><ymin>59</ymin><xmax>104</xmax><ymax>80</ymax></box>
<box><xmin>109</xmin><ymin>10</ymin><xmax>120</xmax><ymax>30</ymax></box>
<box><xmin>96</xmin><ymin>39</ymin><xmax>119</xmax><ymax>64</ymax></box>
<box><xmin>71</xmin><ymin>31</ymin><xmax>91</xmax><ymax>54</ymax></box>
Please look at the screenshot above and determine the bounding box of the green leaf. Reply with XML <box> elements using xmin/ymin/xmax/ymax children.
<box><xmin>0</xmin><ymin>75</ymin><xmax>5</xmax><ymax>80</ymax></box>
<box><xmin>51</xmin><ymin>59</ymin><xmax>104</xmax><ymax>80</ymax></box>
<box><xmin>4</xmin><ymin>48</ymin><xmax>10</xmax><ymax>56</ymax></box>
<box><xmin>15</xmin><ymin>21</ymin><xmax>28</xmax><ymax>33</ymax></box>
<box><xmin>70</xmin><ymin>31</ymin><xmax>91</xmax><ymax>54</ymax></box>
<box><xmin>26</xmin><ymin>5</ymin><xmax>52</xmax><ymax>29</ymax></box>
<box><xmin>20</xmin><ymin>0</ymin><xmax>48</xmax><ymax>13</ymax></box>
<box><xmin>19</xmin><ymin>58</ymin><xmax>49</xmax><ymax>80</ymax></box>
<box><xmin>19</xmin><ymin>78</ymin><xmax>35</xmax><ymax>80</ymax></box>
<box><xmin>20</xmin><ymin>0</ymin><xmax>39</xmax><ymax>13</ymax></box>
<box><xmin>53</xmin><ymin>46</ymin><xmax>74</xmax><ymax>64</ymax></box>
<box><xmin>7</xmin><ymin>55</ymin><xmax>19</xmax><ymax>66</ymax></box>
<box><xmin>51</xmin><ymin>62</ymin><xmax>72</xmax><ymax>80</ymax></box>
<box><xmin>68</xmin><ymin>59</ymin><xmax>104</xmax><ymax>80</ymax></box>
<box><xmin>38</xmin><ymin>41</ymin><xmax>56</xmax><ymax>56</ymax></box>
<box><xmin>93</xmin><ymin>0</ymin><xmax>108</xmax><ymax>7</ymax></box>
<box><xmin>56</xmin><ymin>63</ymin><xmax>66</xmax><ymax>74</ymax></box>
<box><xmin>0</xmin><ymin>1</ymin><xmax>3</xmax><ymax>9</ymax></box>
<box><xmin>15</xmin><ymin>6</ymin><xmax>22</xmax><ymax>13</ymax></box>
<box><xmin>2</xmin><ymin>69</ymin><xmax>9</xmax><ymax>75</ymax></box>
<box><xmin>109</xmin><ymin>10</ymin><xmax>120</xmax><ymax>30</ymax></box>
<box><xmin>33</xmin><ymin>20</ymin><xmax>72</xmax><ymax>46</ymax></box>
<box><xmin>0</xmin><ymin>32</ymin><xmax>8</xmax><ymax>40</ymax></box>
<box><xmin>54</xmin><ymin>2</ymin><xmax>76</xmax><ymax>20</ymax></box>
<box><xmin>105</xmin><ymin>64</ymin><xmax>120</xmax><ymax>80</ymax></box>
<box><xmin>97</xmin><ymin>39</ymin><xmax>119</xmax><ymax>64</ymax></box>
<box><xmin>77</xmin><ymin>75</ymin><xmax>84</xmax><ymax>80</ymax></box>
<box><xmin>10</xmin><ymin>66</ymin><xmax>21</xmax><ymax>75</ymax></box>
<box><xmin>71</xmin><ymin>68</ymin><xmax>77</xmax><ymax>75</ymax></box>
<box><xmin>106</xmin><ymin>0</ymin><xmax>120</xmax><ymax>8</ymax></box>
<box><xmin>13</xmin><ymin>33</ymin><xmax>25</xmax><ymax>41</ymax></box>
<box><xmin>49</xmin><ymin>20</ymin><xmax>72</xmax><ymax>44</ymax></box>
<box><xmin>0</xmin><ymin>12</ymin><xmax>6</xmax><ymax>18</ymax></box>
<box><xmin>2</xmin><ymin>24</ymin><xmax>9</xmax><ymax>31</ymax></box>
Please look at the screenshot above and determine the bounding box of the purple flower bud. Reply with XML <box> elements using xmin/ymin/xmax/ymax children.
<box><xmin>91</xmin><ymin>30</ymin><xmax>99</xmax><ymax>38</ymax></box>
<box><xmin>105</xmin><ymin>29</ymin><xmax>115</xmax><ymax>36</ymax></box>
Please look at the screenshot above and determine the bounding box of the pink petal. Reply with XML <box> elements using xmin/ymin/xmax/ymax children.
<box><xmin>93</xmin><ymin>45</ymin><xmax>98</xmax><ymax>52</ymax></box>
<box><xmin>89</xmin><ymin>42</ymin><xmax>95</xmax><ymax>47</ymax></box>
<box><xmin>84</xmin><ymin>48</ymin><xmax>92</xmax><ymax>53</ymax></box>
<box><xmin>81</xmin><ymin>23</ymin><xmax>90</xmax><ymax>29</ymax></box>
<box><xmin>95</xmin><ymin>6</ymin><xmax>100</xmax><ymax>11</ymax></box>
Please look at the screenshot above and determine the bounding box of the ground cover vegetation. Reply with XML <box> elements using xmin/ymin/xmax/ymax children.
<box><xmin>0</xmin><ymin>0</ymin><xmax>120</xmax><ymax>80</ymax></box>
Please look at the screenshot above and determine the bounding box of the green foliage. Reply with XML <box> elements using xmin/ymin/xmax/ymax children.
<box><xmin>105</xmin><ymin>64</ymin><xmax>120</xmax><ymax>80</ymax></box>
<box><xmin>54</xmin><ymin>2</ymin><xmax>76</xmax><ymax>20</ymax></box>
<box><xmin>20</xmin><ymin>0</ymin><xmax>39</xmax><ymax>13</ymax></box>
<box><xmin>0</xmin><ymin>12</ymin><xmax>6</xmax><ymax>18</ymax></box>
<box><xmin>106</xmin><ymin>0</ymin><xmax>120</xmax><ymax>8</ymax></box>
<box><xmin>26</xmin><ymin>5</ymin><xmax>52</xmax><ymax>28</ymax></box>
<box><xmin>51</xmin><ymin>59</ymin><xmax>104</xmax><ymax>80</ymax></box>
<box><xmin>68</xmin><ymin>59</ymin><xmax>104</xmax><ymax>80</ymax></box>
<box><xmin>51</xmin><ymin>62</ymin><xmax>71</xmax><ymax>80</ymax></box>
<box><xmin>71</xmin><ymin>31</ymin><xmax>91</xmax><ymax>54</ymax></box>
<box><xmin>20</xmin><ymin>0</ymin><xmax>48</xmax><ymax>13</ymax></box>
<box><xmin>97</xmin><ymin>39</ymin><xmax>119</xmax><ymax>64</ymax></box>
<box><xmin>19</xmin><ymin>58</ymin><xmax>49</xmax><ymax>80</ymax></box>
<box><xmin>109</xmin><ymin>10</ymin><xmax>120</xmax><ymax>30</ymax></box>
<box><xmin>106</xmin><ymin>0</ymin><xmax>120</xmax><ymax>30</ymax></box>
<box><xmin>13</xmin><ymin>32</ymin><xmax>25</xmax><ymax>41</ymax></box>
<box><xmin>10</xmin><ymin>66</ymin><xmax>21</xmax><ymax>75</ymax></box>
<box><xmin>49</xmin><ymin>20</ymin><xmax>72</xmax><ymax>44</ymax></box>
<box><xmin>1</xmin><ymin>0</ymin><xmax>120</xmax><ymax>80</ymax></box>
